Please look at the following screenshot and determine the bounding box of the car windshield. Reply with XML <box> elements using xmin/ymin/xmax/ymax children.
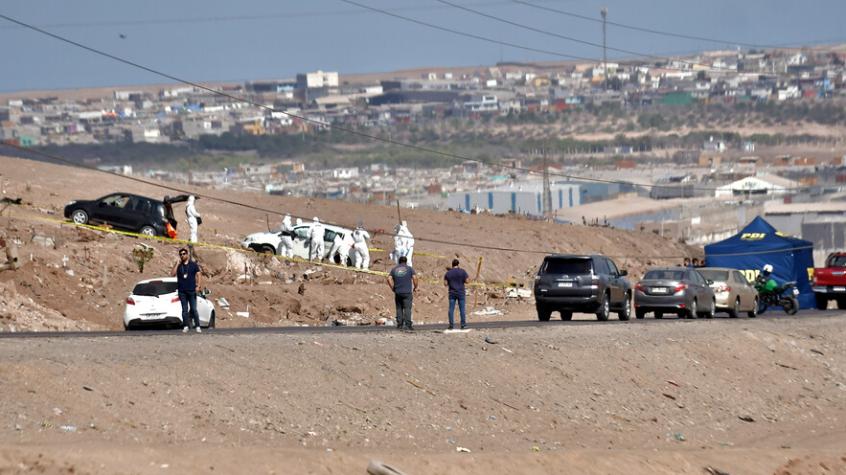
<box><xmin>132</xmin><ymin>281</ymin><xmax>178</xmax><ymax>296</ymax></box>
<box><xmin>827</xmin><ymin>255</ymin><xmax>846</xmax><ymax>267</ymax></box>
<box><xmin>697</xmin><ymin>270</ymin><xmax>728</xmax><ymax>282</ymax></box>
<box><xmin>543</xmin><ymin>258</ymin><xmax>591</xmax><ymax>275</ymax></box>
<box><xmin>644</xmin><ymin>270</ymin><xmax>685</xmax><ymax>281</ymax></box>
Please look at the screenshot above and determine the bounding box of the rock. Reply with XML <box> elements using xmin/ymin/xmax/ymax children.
<box><xmin>31</xmin><ymin>235</ymin><xmax>55</xmax><ymax>248</ymax></box>
<box><xmin>456</xmin><ymin>446</ymin><xmax>471</xmax><ymax>453</ymax></box>
<box><xmin>738</xmin><ymin>415</ymin><xmax>755</xmax><ymax>423</ymax></box>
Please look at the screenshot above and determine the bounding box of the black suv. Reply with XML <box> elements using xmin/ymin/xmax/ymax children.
<box><xmin>533</xmin><ymin>254</ymin><xmax>632</xmax><ymax>321</ymax></box>
<box><xmin>64</xmin><ymin>193</ymin><xmax>188</xmax><ymax>237</ymax></box>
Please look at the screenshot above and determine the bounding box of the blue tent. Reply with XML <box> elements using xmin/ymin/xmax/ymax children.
<box><xmin>704</xmin><ymin>216</ymin><xmax>815</xmax><ymax>309</ymax></box>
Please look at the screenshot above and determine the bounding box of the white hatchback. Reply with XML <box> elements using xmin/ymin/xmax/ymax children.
<box><xmin>123</xmin><ymin>277</ymin><xmax>215</xmax><ymax>330</ymax></box>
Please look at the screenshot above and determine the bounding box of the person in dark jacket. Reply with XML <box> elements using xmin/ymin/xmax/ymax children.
<box><xmin>444</xmin><ymin>259</ymin><xmax>470</xmax><ymax>330</ymax></box>
<box><xmin>387</xmin><ymin>256</ymin><xmax>418</xmax><ymax>330</ymax></box>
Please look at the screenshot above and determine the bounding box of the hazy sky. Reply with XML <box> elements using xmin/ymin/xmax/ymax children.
<box><xmin>1</xmin><ymin>0</ymin><xmax>844</xmax><ymax>92</ymax></box>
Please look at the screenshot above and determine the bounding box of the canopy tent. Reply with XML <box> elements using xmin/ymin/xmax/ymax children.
<box><xmin>704</xmin><ymin>216</ymin><xmax>815</xmax><ymax>309</ymax></box>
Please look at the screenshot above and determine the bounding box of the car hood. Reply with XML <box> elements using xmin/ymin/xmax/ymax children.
<box><xmin>243</xmin><ymin>231</ymin><xmax>277</xmax><ymax>242</ymax></box>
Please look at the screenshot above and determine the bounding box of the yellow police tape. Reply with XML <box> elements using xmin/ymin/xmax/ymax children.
<box><xmin>13</xmin><ymin>210</ymin><xmax>510</xmax><ymax>289</ymax></box>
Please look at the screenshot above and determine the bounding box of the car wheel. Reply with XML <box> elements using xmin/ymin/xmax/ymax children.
<box><xmin>259</xmin><ymin>244</ymin><xmax>276</xmax><ymax>255</ymax></box>
<box><xmin>702</xmin><ymin>299</ymin><xmax>716</xmax><ymax>318</ymax></box>
<box><xmin>139</xmin><ymin>226</ymin><xmax>157</xmax><ymax>237</ymax></box>
<box><xmin>687</xmin><ymin>299</ymin><xmax>698</xmax><ymax>319</ymax></box>
<box><xmin>727</xmin><ymin>298</ymin><xmax>740</xmax><ymax>318</ymax></box>
<box><xmin>617</xmin><ymin>293</ymin><xmax>631</xmax><ymax>321</ymax></box>
<box><xmin>635</xmin><ymin>309</ymin><xmax>645</xmax><ymax>319</ymax></box>
<box><xmin>71</xmin><ymin>209</ymin><xmax>89</xmax><ymax>225</ymax></box>
<box><xmin>655</xmin><ymin>311</ymin><xmax>663</xmax><ymax>319</ymax></box>
<box><xmin>208</xmin><ymin>311</ymin><xmax>216</xmax><ymax>329</ymax></box>
<box><xmin>747</xmin><ymin>298</ymin><xmax>758</xmax><ymax>318</ymax></box>
<box><xmin>595</xmin><ymin>293</ymin><xmax>610</xmax><ymax>321</ymax></box>
<box><xmin>815</xmin><ymin>294</ymin><xmax>828</xmax><ymax>310</ymax></box>
<box><xmin>560</xmin><ymin>310</ymin><xmax>573</xmax><ymax>321</ymax></box>
<box><xmin>537</xmin><ymin>305</ymin><xmax>551</xmax><ymax>322</ymax></box>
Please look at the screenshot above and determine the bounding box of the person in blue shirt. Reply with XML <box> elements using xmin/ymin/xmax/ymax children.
<box><xmin>387</xmin><ymin>256</ymin><xmax>418</xmax><ymax>331</ymax></box>
<box><xmin>444</xmin><ymin>259</ymin><xmax>470</xmax><ymax>330</ymax></box>
<box><xmin>171</xmin><ymin>247</ymin><xmax>203</xmax><ymax>333</ymax></box>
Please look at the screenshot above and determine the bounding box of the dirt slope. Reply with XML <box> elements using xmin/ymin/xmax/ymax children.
<box><xmin>0</xmin><ymin>155</ymin><xmax>697</xmax><ymax>331</ymax></box>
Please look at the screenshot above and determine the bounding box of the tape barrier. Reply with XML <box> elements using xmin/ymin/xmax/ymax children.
<box><xmin>10</xmin><ymin>210</ymin><xmax>516</xmax><ymax>289</ymax></box>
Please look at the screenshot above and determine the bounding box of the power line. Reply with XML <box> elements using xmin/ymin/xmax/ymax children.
<box><xmin>0</xmin><ymin>1</ymin><xmax>522</xmax><ymax>30</ymax></box>
<box><xmin>511</xmin><ymin>0</ymin><xmax>804</xmax><ymax>50</ymax></box>
<box><xmin>336</xmin><ymin>0</ymin><xmax>595</xmax><ymax>62</ymax></box>
<box><xmin>433</xmin><ymin>0</ymin><xmax>734</xmax><ymax>72</ymax></box>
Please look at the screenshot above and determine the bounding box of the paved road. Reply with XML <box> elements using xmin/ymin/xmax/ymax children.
<box><xmin>0</xmin><ymin>309</ymin><xmax>841</xmax><ymax>339</ymax></box>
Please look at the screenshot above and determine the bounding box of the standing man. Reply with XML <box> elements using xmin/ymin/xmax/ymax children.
<box><xmin>328</xmin><ymin>231</ymin><xmax>353</xmax><ymax>266</ymax></box>
<box><xmin>444</xmin><ymin>259</ymin><xmax>470</xmax><ymax>330</ymax></box>
<box><xmin>279</xmin><ymin>213</ymin><xmax>295</xmax><ymax>259</ymax></box>
<box><xmin>185</xmin><ymin>195</ymin><xmax>201</xmax><ymax>245</ymax></box>
<box><xmin>309</xmin><ymin>217</ymin><xmax>325</xmax><ymax>261</ymax></box>
<box><xmin>171</xmin><ymin>247</ymin><xmax>203</xmax><ymax>333</ymax></box>
<box><xmin>388</xmin><ymin>256</ymin><xmax>418</xmax><ymax>331</ymax></box>
<box><xmin>397</xmin><ymin>220</ymin><xmax>415</xmax><ymax>267</ymax></box>
<box><xmin>351</xmin><ymin>224</ymin><xmax>371</xmax><ymax>270</ymax></box>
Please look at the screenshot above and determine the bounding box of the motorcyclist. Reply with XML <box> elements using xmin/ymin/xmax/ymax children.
<box><xmin>755</xmin><ymin>264</ymin><xmax>778</xmax><ymax>293</ymax></box>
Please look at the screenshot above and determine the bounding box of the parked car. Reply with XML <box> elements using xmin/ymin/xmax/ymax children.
<box><xmin>634</xmin><ymin>267</ymin><xmax>716</xmax><ymax>319</ymax></box>
<box><xmin>64</xmin><ymin>193</ymin><xmax>188</xmax><ymax>238</ymax></box>
<box><xmin>533</xmin><ymin>254</ymin><xmax>632</xmax><ymax>321</ymax></box>
<box><xmin>812</xmin><ymin>252</ymin><xmax>846</xmax><ymax>310</ymax></box>
<box><xmin>123</xmin><ymin>277</ymin><xmax>215</xmax><ymax>330</ymax></box>
<box><xmin>241</xmin><ymin>221</ymin><xmax>354</xmax><ymax>264</ymax></box>
<box><xmin>697</xmin><ymin>267</ymin><xmax>759</xmax><ymax>318</ymax></box>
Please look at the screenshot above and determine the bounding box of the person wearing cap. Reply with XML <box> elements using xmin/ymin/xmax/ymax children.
<box><xmin>309</xmin><ymin>217</ymin><xmax>325</xmax><ymax>261</ymax></box>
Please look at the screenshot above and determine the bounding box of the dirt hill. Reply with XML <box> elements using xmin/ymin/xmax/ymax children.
<box><xmin>0</xmin><ymin>155</ymin><xmax>697</xmax><ymax>331</ymax></box>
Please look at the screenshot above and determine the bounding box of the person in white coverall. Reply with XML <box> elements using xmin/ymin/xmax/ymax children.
<box><xmin>279</xmin><ymin>213</ymin><xmax>294</xmax><ymax>258</ymax></box>
<box><xmin>351</xmin><ymin>225</ymin><xmax>371</xmax><ymax>270</ymax></box>
<box><xmin>391</xmin><ymin>223</ymin><xmax>406</xmax><ymax>264</ymax></box>
<box><xmin>185</xmin><ymin>195</ymin><xmax>201</xmax><ymax>244</ymax></box>
<box><xmin>309</xmin><ymin>217</ymin><xmax>325</xmax><ymax>261</ymax></box>
<box><xmin>397</xmin><ymin>220</ymin><xmax>414</xmax><ymax>267</ymax></box>
<box><xmin>329</xmin><ymin>232</ymin><xmax>354</xmax><ymax>266</ymax></box>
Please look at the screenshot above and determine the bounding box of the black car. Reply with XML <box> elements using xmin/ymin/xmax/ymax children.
<box><xmin>64</xmin><ymin>193</ymin><xmax>188</xmax><ymax>237</ymax></box>
<box><xmin>533</xmin><ymin>254</ymin><xmax>632</xmax><ymax>321</ymax></box>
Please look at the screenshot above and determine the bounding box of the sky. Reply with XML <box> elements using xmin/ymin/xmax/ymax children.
<box><xmin>0</xmin><ymin>0</ymin><xmax>844</xmax><ymax>92</ymax></box>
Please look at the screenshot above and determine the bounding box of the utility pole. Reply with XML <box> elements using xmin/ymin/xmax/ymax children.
<box><xmin>542</xmin><ymin>148</ymin><xmax>552</xmax><ymax>218</ymax></box>
<box><xmin>601</xmin><ymin>7</ymin><xmax>608</xmax><ymax>91</ymax></box>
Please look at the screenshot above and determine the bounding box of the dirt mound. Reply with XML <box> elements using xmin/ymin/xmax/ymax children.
<box><xmin>0</xmin><ymin>281</ymin><xmax>100</xmax><ymax>332</ymax></box>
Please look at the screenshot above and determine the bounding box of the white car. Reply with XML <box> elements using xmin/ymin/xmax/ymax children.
<box><xmin>241</xmin><ymin>222</ymin><xmax>353</xmax><ymax>263</ymax></box>
<box><xmin>124</xmin><ymin>277</ymin><xmax>215</xmax><ymax>330</ymax></box>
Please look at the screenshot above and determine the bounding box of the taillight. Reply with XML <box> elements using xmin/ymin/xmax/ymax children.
<box><xmin>673</xmin><ymin>283</ymin><xmax>687</xmax><ymax>293</ymax></box>
<box><xmin>635</xmin><ymin>283</ymin><xmax>646</xmax><ymax>292</ymax></box>
<box><xmin>171</xmin><ymin>296</ymin><xmax>181</xmax><ymax>303</ymax></box>
<box><xmin>714</xmin><ymin>285</ymin><xmax>731</xmax><ymax>293</ymax></box>
<box><xmin>126</xmin><ymin>297</ymin><xmax>135</xmax><ymax>305</ymax></box>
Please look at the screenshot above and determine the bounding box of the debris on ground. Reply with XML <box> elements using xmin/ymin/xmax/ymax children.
<box><xmin>473</xmin><ymin>306</ymin><xmax>503</xmax><ymax>316</ymax></box>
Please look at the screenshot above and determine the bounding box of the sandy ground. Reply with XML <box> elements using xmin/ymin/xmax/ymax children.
<box><xmin>0</xmin><ymin>315</ymin><xmax>845</xmax><ymax>474</ymax></box>
<box><xmin>0</xmin><ymin>154</ymin><xmax>697</xmax><ymax>332</ymax></box>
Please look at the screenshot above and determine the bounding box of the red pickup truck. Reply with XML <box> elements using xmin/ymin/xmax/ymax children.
<box><xmin>813</xmin><ymin>252</ymin><xmax>846</xmax><ymax>310</ymax></box>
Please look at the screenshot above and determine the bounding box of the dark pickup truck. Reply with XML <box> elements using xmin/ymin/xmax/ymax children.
<box><xmin>813</xmin><ymin>252</ymin><xmax>846</xmax><ymax>310</ymax></box>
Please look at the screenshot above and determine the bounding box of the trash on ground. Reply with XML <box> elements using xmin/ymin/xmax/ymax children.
<box><xmin>473</xmin><ymin>306</ymin><xmax>503</xmax><ymax>316</ymax></box>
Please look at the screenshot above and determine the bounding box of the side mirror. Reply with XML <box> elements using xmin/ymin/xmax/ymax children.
<box><xmin>201</xmin><ymin>288</ymin><xmax>212</xmax><ymax>297</ymax></box>
<box><xmin>98</xmin><ymin>201</ymin><xmax>106</xmax><ymax>207</ymax></box>
<box><xmin>619</xmin><ymin>269</ymin><xmax>628</xmax><ymax>276</ymax></box>
<box><xmin>706</xmin><ymin>279</ymin><xmax>714</xmax><ymax>285</ymax></box>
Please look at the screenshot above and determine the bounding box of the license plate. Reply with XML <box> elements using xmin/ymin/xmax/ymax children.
<box><xmin>557</xmin><ymin>282</ymin><xmax>573</xmax><ymax>288</ymax></box>
<box><xmin>792</xmin><ymin>288</ymin><xmax>800</xmax><ymax>296</ymax></box>
<box><xmin>650</xmin><ymin>287</ymin><xmax>668</xmax><ymax>294</ymax></box>
<box><xmin>141</xmin><ymin>313</ymin><xmax>165</xmax><ymax>319</ymax></box>
<box><xmin>834</xmin><ymin>287</ymin><xmax>846</xmax><ymax>292</ymax></box>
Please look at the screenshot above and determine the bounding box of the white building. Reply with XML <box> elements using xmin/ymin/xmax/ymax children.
<box><xmin>297</xmin><ymin>70</ymin><xmax>339</xmax><ymax>89</ymax></box>
<box><xmin>447</xmin><ymin>182</ymin><xmax>581</xmax><ymax>216</ymax></box>
<box><xmin>464</xmin><ymin>95</ymin><xmax>498</xmax><ymax>112</ymax></box>
<box><xmin>715</xmin><ymin>174</ymin><xmax>799</xmax><ymax>198</ymax></box>
<box><xmin>331</xmin><ymin>167</ymin><xmax>359</xmax><ymax>179</ymax></box>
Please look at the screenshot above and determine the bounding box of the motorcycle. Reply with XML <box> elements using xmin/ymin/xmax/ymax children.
<box><xmin>755</xmin><ymin>279</ymin><xmax>800</xmax><ymax>315</ymax></box>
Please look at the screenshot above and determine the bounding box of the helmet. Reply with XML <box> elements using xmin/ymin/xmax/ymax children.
<box><xmin>762</xmin><ymin>264</ymin><xmax>773</xmax><ymax>274</ymax></box>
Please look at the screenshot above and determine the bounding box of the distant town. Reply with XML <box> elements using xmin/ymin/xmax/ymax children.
<box><xmin>2</xmin><ymin>47</ymin><xmax>845</xmax><ymax>263</ymax></box>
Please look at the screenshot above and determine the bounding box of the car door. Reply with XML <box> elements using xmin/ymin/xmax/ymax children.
<box><xmin>693</xmin><ymin>270</ymin><xmax>712</xmax><ymax>306</ymax></box>
<box><xmin>95</xmin><ymin>194</ymin><xmax>132</xmax><ymax>229</ymax></box>
<box><xmin>292</xmin><ymin>226</ymin><xmax>311</xmax><ymax>258</ymax></box>
<box><xmin>734</xmin><ymin>270</ymin><xmax>755</xmax><ymax>310</ymax></box>
<box><xmin>124</xmin><ymin>197</ymin><xmax>148</xmax><ymax>231</ymax></box>
<box><xmin>605</xmin><ymin>258</ymin><xmax>625</xmax><ymax>304</ymax></box>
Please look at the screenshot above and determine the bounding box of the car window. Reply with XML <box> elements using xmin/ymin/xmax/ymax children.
<box><xmin>606</xmin><ymin>259</ymin><xmax>619</xmax><ymax>275</ymax></box>
<box><xmin>102</xmin><ymin>194</ymin><xmax>131</xmax><ymax>208</ymax></box>
<box><xmin>132</xmin><ymin>198</ymin><xmax>152</xmax><ymax>214</ymax></box>
<box><xmin>692</xmin><ymin>271</ymin><xmax>706</xmax><ymax>284</ymax></box>
<box><xmin>294</xmin><ymin>227</ymin><xmax>310</xmax><ymax>240</ymax></box>
<box><xmin>644</xmin><ymin>270</ymin><xmax>685</xmax><ymax>280</ymax></box>
<box><xmin>698</xmin><ymin>269</ymin><xmax>728</xmax><ymax>282</ymax></box>
<box><xmin>734</xmin><ymin>271</ymin><xmax>749</xmax><ymax>285</ymax></box>
<box><xmin>132</xmin><ymin>280</ymin><xmax>178</xmax><ymax>296</ymax></box>
<box><xmin>827</xmin><ymin>255</ymin><xmax>846</xmax><ymax>267</ymax></box>
<box><xmin>324</xmin><ymin>229</ymin><xmax>338</xmax><ymax>242</ymax></box>
<box><xmin>543</xmin><ymin>258</ymin><xmax>592</xmax><ymax>275</ymax></box>
<box><xmin>155</xmin><ymin>203</ymin><xmax>165</xmax><ymax>218</ymax></box>
<box><xmin>593</xmin><ymin>258</ymin><xmax>609</xmax><ymax>274</ymax></box>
